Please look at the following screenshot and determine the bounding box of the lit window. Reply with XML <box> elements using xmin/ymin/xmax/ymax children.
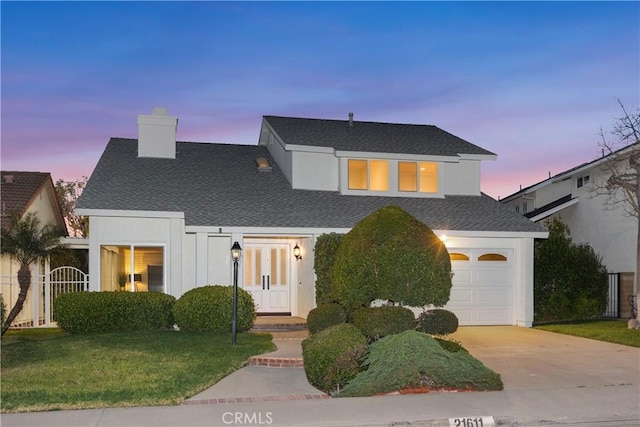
<box><xmin>478</xmin><ymin>253</ymin><xmax>507</xmax><ymax>261</ymax></box>
<box><xmin>398</xmin><ymin>162</ymin><xmax>417</xmax><ymax>192</ymax></box>
<box><xmin>370</xmin><ymin>160</ymin><xmax>389</xmax><ymax>191</ymax></box>
<box><xmin>348</xmin><ymin>160</ymin><xmax>368</xmax><ymax>190</ymax></box>
<box><xmin>348</xmin><ymin>159</ymin><xmax>389</xmax><ymax>191</ymax></box>
<box><xmin>419</xmin><ymin>162</ymin><xmax>438</xmax><ymax>193</ymax></box>
<box><xmin>450</xmin><ymin>253</ymin><xmax>470</xmax><ymax>261</ymax></box>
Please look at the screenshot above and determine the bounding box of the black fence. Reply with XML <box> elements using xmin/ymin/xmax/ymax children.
<box><xmin>604</xmin><ymin>273</ymin><xmax>620</xmax><ymax>318</ymax></box>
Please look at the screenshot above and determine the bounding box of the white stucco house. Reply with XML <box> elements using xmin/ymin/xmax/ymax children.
<box><xmin>76</xmin><ymin>108</ymin><xmax>546</xmax><ymax>326</ymax></box>
<box><xmin>501</xmin><ymin>143</ymin><xmax>639</xmax><ymax>318</ymax></box>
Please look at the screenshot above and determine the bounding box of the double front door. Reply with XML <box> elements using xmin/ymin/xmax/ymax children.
<box><xmin>243</xmin><ymin>243</ymin><xmax>290</xmax><ymax>313</ymax></box>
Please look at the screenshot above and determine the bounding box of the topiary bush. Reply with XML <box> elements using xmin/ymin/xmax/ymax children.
<box><xmin>314</xmin><ymin>233</ymin><xmax>345</xmax><ymax>305</ymax></box>
<box><xmin>172</xmin><ymin>285</ymin><xmax>256</xmax><ymax>332</ymax></box>
<box><xmin>339</xmin><ymin>330</ymin><xmax>503</xmax><ymax>397</ymax></box>
<box><xmin>352</xmin><ymin>306</ymin><xmax>416</xmax><ymax>342</ymax></box>
<box><xmin>416</xmin><ymin>309</ymin><xmax>459</xmax><ymax>336</ymax></box>
<box><xmin>535</xmin><ymin>218</ymin><xmax>608</xmax><ymax>322</ymax></box>
<box><xmin>307</xmin><ymin>303</ymin><xmax>346</xmax><ymax>334</ymax></box>
<box><xmin>302</xmin><ymin>323</ymin><xmax>368</xmax><ymax>394</ymax></box>
<box><xmin>55</xmin><ymin>291</ymin><xmax>176</xmax><ymax>333</ymax></box>
<box><xmin>331</xmin><ymin>206</ymin><xmax>452</xmax><ymax>311</ymax></box>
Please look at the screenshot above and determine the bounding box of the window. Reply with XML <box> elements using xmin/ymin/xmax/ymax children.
<box><xmin>478</xmin><ymin>253</ymin><xmax>507</xmax><ymax>261</ymax></box>
<box><xmin>398</xmin><ymin>161</ymin><xmax>438</xmax><ymax>193</ymax></box>
<box><xmin>348</xmin><ymin>159</ymin><xmax>389</xmax><ymax>191</ymax></box>
<box><xmin>522</xmin><ymin>202</ymin><xmax>528</xmax><ymax>214</ymax></box>
<box><xmin>450</xmin><ymin>253</ymin><xmax>470</xmax><ymax>261</ymax></box>
<box><xmin>577</xmin><ymin>175</ymin><xmax>590</xmax><ymax>188</ymax></box>
<box><xmin>100</xmin><ymin>245</ymin><xmax>164</xmax><ymax>292</ymax></box>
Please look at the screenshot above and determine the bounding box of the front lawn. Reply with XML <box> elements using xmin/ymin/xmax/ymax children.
<box><xmin>1</xmin><ymin>328</ymin><xmax>274</xmax><ymax>413</ymax></box>
<box><xmin>535</xmin><ymin>319</ymin><xmax>640</xmax><ymax>347</ymax></box>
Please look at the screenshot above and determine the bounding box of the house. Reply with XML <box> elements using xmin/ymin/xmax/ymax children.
<box><xmin>501</xmin><ymin>143</ymin><xmax>638</xmax><ymax>318</ymax></box>
<box><xmin>76</xmin><ymin>108</ymin><xmax>546</xmax><ymax>326</ymax></box>
<box><xmin>0</xmin><ymin>171</ymin><xmax>68</xmax><ymax>326</ymax></box>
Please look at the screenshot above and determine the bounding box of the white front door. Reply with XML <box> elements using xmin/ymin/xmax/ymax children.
<box><xmin>243</xmin><ymin>243</ymin><xmax>291</xmax><ymax>313</ymax></box>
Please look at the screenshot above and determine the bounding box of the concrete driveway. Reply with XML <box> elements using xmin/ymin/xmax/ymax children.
<box><xmin>450</xmin><ymin>326</ymin><xmax>640</xmax><ymax>391</ymax></box>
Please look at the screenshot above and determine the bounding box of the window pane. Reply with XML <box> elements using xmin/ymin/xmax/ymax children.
<box><xmin>398</xmin><ymin>162</ymin><xmax>417</xmax><ymax>192</ymax></box>
<box><xmin>419</xmin><ymin>162</ymin><xmax>438</xmax><ymax>193</ymax></box>
<box><xmin>370</xmin><ymin>160</ymin><xmax>389</xmax><ymax>191</ymax></box>
<box><xmin>348</xmin><ymin>160</ymin><xmax>368</xmax><ymax>190</ymax></box>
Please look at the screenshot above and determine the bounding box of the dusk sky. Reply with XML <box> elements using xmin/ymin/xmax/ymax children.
<box><xmin>2</xmin><ymin>1</ymin><xmax>638</xmax><ymax>200</ymax></box>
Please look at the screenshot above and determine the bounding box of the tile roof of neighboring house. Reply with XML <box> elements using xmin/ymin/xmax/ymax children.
<box><xmin>0</xmin><ymin>171</ymin><xmax>62</xmax><ymax>230</ymax></box>
<box><xmin>77</xmin><ymin>138</ymin><xmax>543</xmax><ymax>233</ymax></box>
<box><xmin>263</xmin><ymin>116</ymin><xmax>497</xmax><ymax>157</ymax></box>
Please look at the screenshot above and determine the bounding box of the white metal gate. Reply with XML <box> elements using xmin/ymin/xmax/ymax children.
<box><xmin>1</xmin><ymin>266</ymin><xmax>89</xmax><ymax>328</ymax></box>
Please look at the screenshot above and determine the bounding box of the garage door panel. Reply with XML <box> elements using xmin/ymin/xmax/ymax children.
<box><xmin>475</xmin><ymin>269</ymin><xmax>510</xmax><ymax>285</ymax></box>
<box><xmin>452</xmin><ymin>269</ymin><xmax>471</xmax><ymax>283</ymax></box>
<box><xmin>475</xmin><ymin>288</ymin><xmax>511</xmax><ymax>304</ymax></box>
<box><xmin>450</xmin><ymin>288</ymin><xmax>472</xmax><ymax>303</ymax></box>
<box><xmin>474</xmin><ymin>307</ymin><xmax>512</xmax><ymax>324</ymax></box>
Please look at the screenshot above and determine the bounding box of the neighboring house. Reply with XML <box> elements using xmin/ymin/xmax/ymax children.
<box><xmin>76</xmin><ymin>108</ymin><xmax>546</xmax><ymax>326</ymax></box>
<box><xmin>0</xmin><ymin>171</ymin><xmax>68</xmax><ymax>325</ymax></box>
<box><xmin>501</xmin><ymin>144</ymin><xmax>638</xmax><ymax>318</ymax></box>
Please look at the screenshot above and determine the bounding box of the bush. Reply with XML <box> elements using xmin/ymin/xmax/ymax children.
<box><xmin>0</xmin><ymin>293</ymin><xmax>5</xmax><ymax>328</ymax></box>
<box><xmin>332</xmin><ymin>206</ymin><xmax>452</xmax><ymax>311</ymax></box>
<box><xmin>172</xmin><ymin>285</ymin><xmax>256</xmax><ymax>332</ymax></box>
<box><xmin>340</xmin><ymin>330</ymin><xmax>503</xmax><ymax>397</ymax></box>
<box><xmin>302</xmin><ymin>323</ymin><xmax>368</xmax><ymax>394</ymax></box>
<box><xmin>535</xmin><ymin>218</ymin><xmax>609</xmax><ymax>322</ymax></box>
<box><xmin>352</xmin><ymin>306</ymin><xmax>415</xmax><ymax>342</ymax></box>
<box><xmin>307</xmin><ymin>303</ymin><xmax>346</xmax><ymax>334</ymax></box>
<box><xmin>314</xmin><ymin>233</ymin><xmax>345</xmax><ymax>305</ymax></box>
<box><xmin>416</xmin><ymin>309</ymin><xmax>459</xmax><ymax>336</ymax></box>
<box><xmin>55</xmin><ymin>292</ymin><xmax>176</xmax><ymax>333</ymax></box>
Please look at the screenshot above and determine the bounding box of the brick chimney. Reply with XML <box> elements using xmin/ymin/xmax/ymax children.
<box><xmin>137</xmin><ymin>107</ymin><xmax>178</xmax><ymax>159</ymax></box>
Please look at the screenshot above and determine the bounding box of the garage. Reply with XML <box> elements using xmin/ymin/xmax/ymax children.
<box><xmin>444</xmin><ymin>249</ymin><xmax>514</xmax><ymax>325</ymax></box>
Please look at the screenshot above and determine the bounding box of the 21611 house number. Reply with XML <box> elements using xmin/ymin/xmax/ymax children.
<box><xmin>449</xmin><ymin>416</ymin><xmax>495</xmax><ymax>427</ymax></box>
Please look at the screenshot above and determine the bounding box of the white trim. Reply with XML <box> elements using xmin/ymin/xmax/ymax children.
<box><xmin>284</xmin><ymin>144</ymin><xmax>335</xmax><ymax>154</ymax></box>
<box><xmin>528</xmin><ymin>198</ymin><xmax>580</xmax><ymax>223</ymax></box>
<box><xmin>336</xmin><ymin>150</ymin><xmax>459</xmax><ymax>163</ymax></box>
<box><xmin>75</xmin><ymin>209</ymin><xmax>184</xmax><ymax>219</ymax></box>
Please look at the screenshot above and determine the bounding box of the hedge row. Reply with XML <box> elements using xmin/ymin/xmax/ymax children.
<box><xmin>55</xmin><ymin>292</ymin><xmax>176</xmax><ymax>333</ymax></box>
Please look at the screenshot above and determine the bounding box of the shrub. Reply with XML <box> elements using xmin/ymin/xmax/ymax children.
<box><xmin>340</xmin><ymin>330</ymin><xmax>503</xmax><ymax>397</ymax></box>
<box><xmin>535</xmin><ymin>218</ymin><xmax>608</xmax><ymax>322</ymax></box>
<box><xmin>314</xmin><ymin>233</ymin><xmax>345</xmax><ymax>305</ymax></box>
<box><xmin>352</xmin><ymin>306</ymin><xmax>415</xmax><ymax>342</ymax></box>
<box><xmin>55</xmin><ymin>292</ymin><xmax>176</xmax><ymax>333</ymax></box>
<box><xmin>416</xmin><ymin>309</ymin><xmax>459</xmax><ymax>336</ymax></box>
<box><xmin>0</xmin><ymin>293</ymin><xmax>5</xmax><ymax>328</ymax></box>
<box><xmin>172</xmin><ymin>285</ymin><xmax>256</xmax><ymax>332</ymax></box>
<box><xmin>302</xmin><ymin>323</ymin><xmax>368</xmax><ymax>394</ymax></box>
<box><xmin>332</xmin><ymin>206</ymin><xmax>452</xmax><ymax>311</ymax></box>
<box><xmin>307</xmin><ymin>303</ymin><xmax>346</xmax><ymax>334</ymax></box>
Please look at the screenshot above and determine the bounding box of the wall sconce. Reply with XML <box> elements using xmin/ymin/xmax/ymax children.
<box><xmin>293</xmin><ymin>244</ymin><xmax>302</xmax><ymax>260</ymax></box>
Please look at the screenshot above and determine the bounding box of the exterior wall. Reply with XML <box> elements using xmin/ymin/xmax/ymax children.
<box><xmin>262</xmin><ymin>130</ymin><xmax>293</xmax><ymax>185</ymax></box>
<box><xmin>23</xmin><ymin>184</ymin><xmax>65</xmax><ymax>230</ymax></box>
<box><xmin>441</xmin><ymin>160</ymin><xmax>481</xmax><ymax>196</ymax></box>
<box><xmin>291</xmin><ymin>151</ymin><xmax>338</xmax><ymax>191</ymax></box>
<box><xmin>87</xmin><ymin>215</ymin><xmax>184</xmax><ymax>297</ymax></box>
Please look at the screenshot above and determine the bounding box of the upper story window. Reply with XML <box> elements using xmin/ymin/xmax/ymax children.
<box><xmin>577</xmin><ymin>175</ymin><xmax>590</xmax><ymax>188</ymax></box>
<box><xmin>398</xmin><ymin>161</ymin><xmax>438</xmax><ymax>193</ymax></box>
<box><xmin>348</xmin><ymin>159</ymin><xmax>389</xmax><ymax>191</ymax></box>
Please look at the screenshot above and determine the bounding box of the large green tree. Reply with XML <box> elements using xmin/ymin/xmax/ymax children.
<box><xmin>331</xmin><ymin>206</ymin><xmax>452</xmax><ymax>311</ymax></box>
<box><xmin>1</xmin><ymin>213</ymin><xmax>67</xmax><ymax>335</ymax></box>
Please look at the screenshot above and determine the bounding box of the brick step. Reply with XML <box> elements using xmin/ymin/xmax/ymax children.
<box><xmin>250</xmin><ymin>323</ymin><xmax>307</xmax><ymax>332</ymax></box>
<box><xmin>248</xmin><ymin>356</ymin><xmax>304</xmax><ymax>368</ymax></box>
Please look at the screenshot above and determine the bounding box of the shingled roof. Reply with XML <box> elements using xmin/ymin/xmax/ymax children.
<box><xmin>263</xmin><ymin>116</ymin><xmax>496</xmax><ymax>157</ymax></box>
<box><xmin>77</xmin><ymin>138</ymin><xmax>543</xmax><ymax>233</ymax></box>
<box><xmin>0</xmin><ymin>171</ymin><xmax>65</xmax><ymax>231</ymax></box>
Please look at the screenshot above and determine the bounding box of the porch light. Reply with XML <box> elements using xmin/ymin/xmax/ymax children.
<box><xmin>293</xmin><ymin>244</ymin><xmax>302</xmax><ymax>260</ymax></box>
<box><xmin>231</xmin><ymin>241</ymin><xmax>242</xmax><ymax>346</ymax></box>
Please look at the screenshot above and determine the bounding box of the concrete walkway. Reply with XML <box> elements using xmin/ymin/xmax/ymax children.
<box><xmin>2</xmin><ymin>326</ymin><xmax>639</xmax><ymax>427</ymax></box>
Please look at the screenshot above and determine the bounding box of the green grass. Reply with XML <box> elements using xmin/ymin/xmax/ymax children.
<box><xmin>1</xmin><ymin>328</ymin><xmax>275</xmax><ymax>413</ymax></box>
<box><xmin>535</xmin><ymin>319</ymin><xmax>640</xmax><ymax>347</ymax></box>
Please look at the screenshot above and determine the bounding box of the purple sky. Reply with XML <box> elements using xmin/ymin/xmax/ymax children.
<box><xmin>2</xmin><ymin>1</ymin><xmax>638</xmax><ymax>200</ymax></box>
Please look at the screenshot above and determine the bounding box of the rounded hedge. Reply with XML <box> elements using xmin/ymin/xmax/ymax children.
<box><xmin>416</xmin><ymin>309</ymin><xmax>459</xmax><ymax>336</ymax></box>
<box><xmin>302</xmin><ymin>323</ymin><xmax>368</xmax><ymax>394</ymax></box>
<box><xmin>332</xmin><ymin>206</ymin><xmax>452</xmax><ymax>310</ymax></box>
<box><xmin>352</xmin><ymin>306</ymin><xmax>416</xmax><ymax>342</ymax></box>
<box><xmin>172</xmin><ymin>285</ymin><xmax>256</xmax><ymax>332</ymax></box>
<box><xmin>307</xmin><ymin>303</ymin><xmax>347</xmax><ymax>334</ymax></box>
<box><xmin>55</xmin><ymin>291</ymin><xmax>176</xmax><ymax>333</ymax></box>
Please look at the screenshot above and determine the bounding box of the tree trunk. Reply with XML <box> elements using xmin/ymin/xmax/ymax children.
<box><xmin>1</xmin><ymin>264</ymin><xmax>32</xmax><ymax>336</ymax></box>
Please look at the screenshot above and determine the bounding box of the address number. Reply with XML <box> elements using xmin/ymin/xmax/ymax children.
<box><xmin>449</xmin><ymin>416</ymin><xmax>495</xmax><ymax>427</ymax></box>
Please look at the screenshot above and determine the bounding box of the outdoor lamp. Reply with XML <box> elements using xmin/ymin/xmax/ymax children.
<box><xmin>231</xmin><ymin>241</ymin><xmax>242</xmax><ymax>345</ymax></box>
<box><xmin>293</xmin><ymin>244</ymin><xmax>302</xmax><ymax>260</ymax></box>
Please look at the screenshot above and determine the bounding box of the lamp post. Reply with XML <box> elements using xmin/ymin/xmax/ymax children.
<box><xmin>231</xmin><ymin>241</ymin><xmax>242</xmax><ymax>346</ymax></box>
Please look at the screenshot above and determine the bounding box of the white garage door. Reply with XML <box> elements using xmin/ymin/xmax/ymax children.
<box><xmin>444</xmin><ymin>249</ymin><xmax>514</xmax><ymax>325</ymax></box>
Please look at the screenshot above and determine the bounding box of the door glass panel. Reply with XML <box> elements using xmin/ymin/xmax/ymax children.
<box><xmin>271</xmin><ymin>248</ymin><xmax>278</xmax><ymax>286</ymax></box>
<box><xmin>280</xmin><ymin>248</ymin><xmax>287</xmax><ymax>285</ymax></box>
<box><xmin>244</xmin><ymin>248</ymin><xmax>252</xmax><ymax>286</ymax></box>
<box><xmin>255</xmin><ymin>248</ymin><xmax>262</xmax><ymax>286</ymax></box>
